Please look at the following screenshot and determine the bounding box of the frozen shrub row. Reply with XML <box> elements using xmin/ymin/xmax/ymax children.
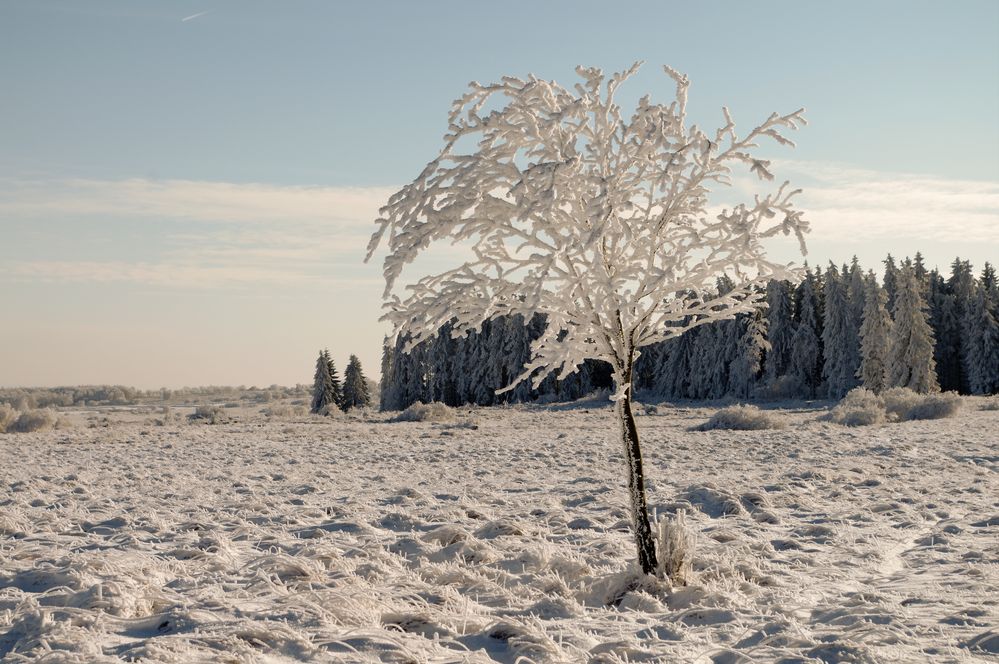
<box><xmin>825</xmin><ymin>387</ymin><xmax>962</xmax><ymax>427</ymax></box>
<box><xmin>695</xmin><ymin>404</ymin><xmax>786</xmax><ymax>431</ymax></box>
<box><xmin>0</xmin><ymin>405</ymin><xmax>59</xmax><ymax>433</ymax></box>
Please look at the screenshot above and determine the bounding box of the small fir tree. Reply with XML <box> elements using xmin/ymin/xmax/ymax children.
<box><xmin>962</xmin><ymin>286</ymin><xmax>999</xmax><ymax>395</ymax></box>
<box><xmin>311</xmin><ymin>350</ymin><xmax>338</xmax><ymax>414</ymax></box>
<box><xmin>342</xmin><ymin>354</ymin><xmax>372</xmax><ymax>410</ymax></box>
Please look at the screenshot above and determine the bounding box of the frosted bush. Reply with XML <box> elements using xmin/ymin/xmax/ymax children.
<box><xmin>825</xmin><ymin>388</ymin><xmax>886</xmax><ymax>427</ymax></box>
<box><xmin>262</xmin><ymin>404</ymin><xmax>307</xmax><ymax>419</ymax></box>
<box><xmin>882</xmin><ymin>387</ymin><xmax>961</xmax><ymax>421</ymax></box>
<box><xmin>902</xmin><ymin>391</ymin><xmax>961</xmax><ymax>421</ymax></box>
<box><xmin>882</xmin><ymin>387</ymin><xmax>923</xmax><ymax>421</ymax></box>
<box><xmin>392</xmin><ymin>402</ymin><xmax>455</xmax><ymax>423</ymax></box>
<box><xmin>0</xmin><ymin>403</ymin><xmax>17</xmax><ymax>433</ymax></box>
<box><xmin>695</xmin><ymin>405</ymin><xmax>786</xmax><ymax>431</ymax></box>
<box><xmin>9</xmin><ymin>408</ymin><xmax>58</xmax><ymax>433</ymax></box>
<box><xmin>981</xmin><ymin>397</ymin><xmax>999</xmax><ymax>411</ymax></box>
<box><xmin>188</xmin><ymin>405</ymin><xmax>229</xmax><ymax>424</ymax></box>
<box><xmin>656</xmin><ymin>511</ymin><xmax>695</xmax><ymax>585</ymax></box>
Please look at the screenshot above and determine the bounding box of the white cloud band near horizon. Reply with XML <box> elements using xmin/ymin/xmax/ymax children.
<box><xmin>2</xmin><ymin>162</ymin><xmax>997</xmax><ymax>291</ymax></box>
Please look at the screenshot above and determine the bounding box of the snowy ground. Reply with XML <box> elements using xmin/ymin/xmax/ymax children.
<box><xmin>1</xmin><ymin>400</ymin><xmax>997</xmax><ymax>663</ymax></box>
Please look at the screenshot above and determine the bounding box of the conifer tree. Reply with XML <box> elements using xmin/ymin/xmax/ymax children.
<box><xmin>729</xmin><ymin>309</ymin><xmax>770</xmax><ymax>398</ymax></box>
<box><xmin>927</xmin><ymin>272</ymin><xmax>961</xmax><ymax>392</ymax></box>
<box><xmin>883</xmin><ymin>254</ymin><xmax>900</xmax><ymax>312</ymax></box>
<box><xmin>379</xmin><ymin>337</ymin><xmax>396</xmax><ymax>411</ymax></box>
<box><xmin>763</xmin><ymin>280</ymin><xmax>795</xmax><ymax>384</ymax></box>
<box><xmin>949</xmin><ymin>258</ymin><xmax>976</xmax><ymax>393</ymax></box>
<box><xmin>857</xmin><ymin>272</ymin><xmax>892</xmax><ymax>393</ymax></box>
<box><xmin>822</xmin><ymin>264</ymin><xmax>859</xmax><ymax>398</ymax></box>
<box><xmin>888</xmin><ymin>266</ymin><xmax>939</xmax><ymax>393</ymax></box>
<box><xmin>342</xmin><ymin>354</ymin><xmax>372</xmax><ymax>410</ymax></box>
<box><xmin>324</xmin><ymin>349</ymin><xmax>344</xmax><ymax>410</ymax></box>
<box><xmin>789</xmin><ymin>272</ymin><xmax>823</xmax><ymax>397</ymax></box>
<box><xmin>311</xmin><ymin>350</ymin><xmax>338</xmax><ymax>414</ymax></box>
<box><xmin>962</xmin><ymin>286</ymin><xmax>999</xmax><ymax>395</ymax></box>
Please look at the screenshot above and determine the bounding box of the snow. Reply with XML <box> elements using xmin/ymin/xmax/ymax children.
<box><xmin>1</xmin><ymin>401</ymin><xmax>997</xmax><ymax>662</ymax></box>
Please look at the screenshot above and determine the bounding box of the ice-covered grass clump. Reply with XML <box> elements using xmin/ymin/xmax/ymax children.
<box><xmin>825</xmin><ymin>387</ymin><xmax>962</xmax><ymax>426</ymax></box>
<box><xmin>188</xmin><ymin>405</ymin><xmax>229</xmax><ymax>424</ymax></box>
<box><xmin>392</xmin><ymin>401</ymin><xmax>456</xmax><ymax>423</ymax></box>
<box><xmin>3</xmin><ymin>408</ymin><xmax>58</xmax><ymax>433</ymax></box>
<box><xmin>824</xmin><ymin>388</ymin><xmax>886</xmax><ymax>427</ymax></box>
<box><xmin>695</xmin><ymin>404</ymin><xmax>786</xmax><ymax>431</ymax></box>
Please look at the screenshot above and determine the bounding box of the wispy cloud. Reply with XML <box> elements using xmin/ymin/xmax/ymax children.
<box><xmin>773</xmin><ymin>160</ymin><xmax>999</xmax><ymax>244</ymax></box>
<box><xmin>181</xmin><ymin>10</ymin><xmax>211</xmax><ymax>22</ymax></box>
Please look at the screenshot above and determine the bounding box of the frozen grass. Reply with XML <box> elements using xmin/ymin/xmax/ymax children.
<box><xmin>0</xmin><ymin>403</ymin><xmax>17</xmax><ymax>433</ymax></box>
<box><xmin>188</xmin><ymin>405</ymin><xmax>230</xmax><ymax>424</ymax></box>
<box><xmin>392</xmin><ymin>401</ymin><xmax>456</xmax><ymax>423</ymax></box>
<box><xmin>826</xmin><ymin>387</ymin><xmax>962</xmax><ymax>426</ymax></box>
<box><xmin>694</xmin><ymin>404</ymin><xmax>786</xmax><ymax>431</ymax></box>
<box><xmin>260</xmin><ymin>404</ymin><xmax>308</xmax><ymax>419</ymax></box>
<box><xmin>884</xmin><ymin>387</ymin><xmax>962</xmax><ymax>421</ymax></box>
<box><xmin>824</xmin><ymin>388</ymin><xmax>886</xmax><ymax>427</ymax></box>
<box><xmin>656</xmin><ymin>511</ymin><xmax>695</xmax><ymax>586</ymax></box>
<box><xmin>0</xmin><ymin>406</ymin><xmax>996</xmax><ymax>661</ymax></box>
<box><xmin>981</xmin><ymin>397</ymin><xmax>999</xmax><ymax>411</ymax></box>
<box><xmin>7</xmin><ymin>408</ymin><xmax>58</xmax><ymax>433</ymax></box>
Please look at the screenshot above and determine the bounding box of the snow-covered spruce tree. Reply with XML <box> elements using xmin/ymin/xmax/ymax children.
<box><xmin>822</xmin><ymin>264</ymin><xmax>859</xmax><ymax>398</ymax></box>
<box><xmin>962</xmin><ymin>286</ymin><xmax>999</xmax><ymax>395</ymax></box>
<box><xmin>729</xmin><ymin>308</ymin><xmax>770</xmax><ymax>398</ymax></box>
<box><xmin>324</xmin><ymin>349</ymin><xmax>344</xmax><ymax>410</ymax></box>
<box><xmin>311</xmin><ymin>350</ymin><xmax>338</xmax><ymax>414</ymax></box>
<box><xmin>888</xmin><ymin>265</ymin><xmax>939</xmax><ymax>393</ymax></box>
<box><xmin>366</xmin><ymin>64</ymin><xmax>808</xmax><ymax>577</ymax></box>
<box><xmin>342</xmin><ymin>354</ymin><xmax>372</xmax><ymax>410</ymax></box>
<box><xmin>763</xmin><ymin>279</ymin><xmax>795</xmax><ymax>385</ymax></box>
<box><xmin>379</xmin><ymin>336</ymin><xmax>396</xmax><ymax>411</ymax></box>
<box><xmin>883</xmin><ymin>254</ymin><xmax>900</xmax><ymax>313</ymax></box>
<box><xmin>857</xmin><ymin>272</ymin><xmax>892</xmax><ymax>393</ymax></box>
<box><xmin>789</xmin><ymin>272</ymin><xmax>823</xmax><ymax>397</ymax></box>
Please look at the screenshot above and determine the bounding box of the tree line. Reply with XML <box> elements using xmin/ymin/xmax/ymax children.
<box><xmin>380</xmin><ymin>254</ymin><xmax>999</xmax><ymax>410</ymax></box>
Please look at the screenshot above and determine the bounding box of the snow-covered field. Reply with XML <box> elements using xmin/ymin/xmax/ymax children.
<box><xmin>1</xmin><ymin>401</ymin><xmax>997</xmax><ymax>663</ymax></box>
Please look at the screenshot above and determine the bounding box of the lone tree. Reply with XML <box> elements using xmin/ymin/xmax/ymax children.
<box><xmin>342</xmin><ymin>354</ymin><xmax>372</xmax><ymax>410</ymax></box>
<box><xmin>366</xmin><ymin>64</ymin><xmax>808</xmax><ymax>577</ymax></box>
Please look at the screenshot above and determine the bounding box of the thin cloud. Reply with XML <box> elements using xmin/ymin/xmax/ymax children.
<box><xmin>181</xmin><ymin>10</ymin><xmax>211</xmax><ymax>22</ymax></box>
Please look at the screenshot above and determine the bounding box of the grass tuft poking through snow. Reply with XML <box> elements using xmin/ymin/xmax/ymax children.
<box><xmin>392</xmin><ymin>401</ymin><xmax>456</xmax><ymax>423</ymax></box>
<box><xmin>656</xmin><ymin>510</ymin><xmax>695</xmax><ymax>586</ymax></box>
<box><xmin>827</xmin><ymin>387</ymin><xmax>963</xmax><ymax>426</ymax></box>
<box><xmin>694</xmin><ymin>404</ymin><xmax>785</xmax><ymax>431</ymax></box>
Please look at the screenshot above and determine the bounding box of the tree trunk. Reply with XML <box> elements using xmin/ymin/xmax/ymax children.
<box><xmin>617</xmin><ymin>363</ymin><xmax>659</xmax><ymax>575</ymax></box>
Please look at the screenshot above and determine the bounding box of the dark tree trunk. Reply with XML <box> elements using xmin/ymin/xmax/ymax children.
<box><xmin>617</xmin><ymin>362</ymin><xmax>659</xmax><ymax>575</ymax></box>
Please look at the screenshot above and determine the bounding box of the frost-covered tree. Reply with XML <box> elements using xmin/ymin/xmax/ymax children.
<box><xmin>927</xmin><ymin>272</ymin><xmax>961</xmax><ymax>392</ymax></box>
<box><xmin>379</xmin><ymin>337</ymin><xmax>395</xmax><ymax>410</ymax></box>
<box><xmin>962</xmin><ymin>286</ymin><xmax>999</xmax><ymax>395</ymax></box>
<box><xmin>366</xmin><ymin>64</ymin><xmax>808</xmax><ymax>576</ymax></box>
<box><xmin>324</xmin><ymin>349</ymin><xmax>344</xmax><ymax>410</ymax></box>
<box><xmin>311</xmin><ymin>350</ymin><xmax>339</xmax><ymax>414</ymax></box>
<box><xmin>822</xmin><ymin>264</ymin><xmax>859</xmax><ymax>398</ymax></box>
<box><xmin>888</xmin><ymin>266</ymin><xmax>938</xmax><ymax>392</ymax></box>
<box><xmin>763</xmin><ymin>280</ymin><xmax>794</xmax><ymax>385</ymax></box>
<box><xmin>883</xmin><ymin>254</ymin><xmax>899</xmax><ymax>312</ymax></box>
<box><xmin>789</xmin><ymin>271</ymin><xmax>823</xmax><ymax>397</ymax></box>
<box><xmin>729</xmin><ymin>309</ymin><xmax>770</xmax><ymax>398</ymax></box>
<box><xmin>342</xmin><ymin>354</ymin><xmax>372</xmax><ymax>410</ymax></box>
<box><xmin>857</xmin><ymin>272</ymin><xmax>892</xmax><ymax>393</ymax></box>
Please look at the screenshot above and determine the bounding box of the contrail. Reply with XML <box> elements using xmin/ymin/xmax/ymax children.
<box><xmin>181</xmin><ymin>10</ymin><xmax>210</xmax><ymax>22</ymax></box>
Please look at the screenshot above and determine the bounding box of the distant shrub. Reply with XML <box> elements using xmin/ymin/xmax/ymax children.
<box><xmin>392</xmin><ymin>401</ymin><xmax>456</xmax><ymax>423</ymax></box>
<box><xmin>262</xmin><ymin>404</ymin><xmax>307</xmax><ymax>419</ymax></box>
<box><xmin>0</xmin><ymin>404</ymin><xmax>17</xmax><ymax>433</ymax></box>
<box><xmin>902</xmin><ymin>391</ymin><xmax>961</xmax><ymax>421</ymax></box>
<box><xmin>188</xmin><ymin>405</ymin><xmax>229</xmax><ymax>424</ymax></box>
<box><xmin>9</xmin><ymin>408</ymin><xmax>58</xmax><ymax>433</ymax></box>
<box><xmin>981</xmin><ymin>397</ymin><xmax>999</xmax><ymax>411</ymax></box>
<box><xmin>825</xmin><ymin>388</ymin><xmax>886</xmax><ymax>427</ymax></box>
<box><xmin>695</xmin><ymin>404</ymin><xmax>785</xmax><ymax>431</ymax></box>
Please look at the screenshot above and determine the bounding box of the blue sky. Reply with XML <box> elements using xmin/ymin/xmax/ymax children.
<box><xmin>2</xmin><ymin>0</ymin><xmax>997</xmax><ymax>388</ymax></box>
